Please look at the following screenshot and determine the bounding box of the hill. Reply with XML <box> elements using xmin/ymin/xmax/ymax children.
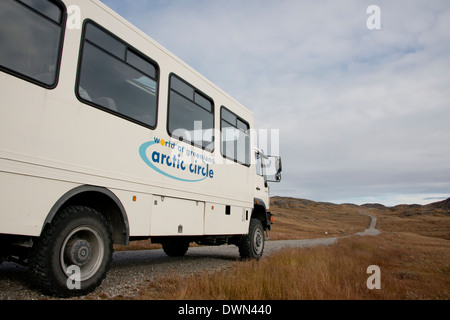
<box><xmin>269</xmin><ymin>196</ymin><xmax>369</xmax><ymax>240</ymax></box>
<box><xmin>390</xmin><ymin>198</ymin><xmax>450</xmax><ymax>216</ymax></box>
<box><xmin>269</xmin><ymin>196</ymin><xmax>450</xmax><ymax>241</ymax></box>
<box><xmin>369</xmin><ymin>197</ymin><xmax>450</xmax><ymax>240</ymax></box>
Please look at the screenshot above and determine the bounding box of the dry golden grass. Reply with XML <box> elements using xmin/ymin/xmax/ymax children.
<box><xmin>132</xmin><ymin>197</ymin><xmax>450</xmax><ymax>300</ymax></box>
<box><xmin>135</xmin><ymin>232</ymin><xmax>450</xmax><ymax>300</ymax></box>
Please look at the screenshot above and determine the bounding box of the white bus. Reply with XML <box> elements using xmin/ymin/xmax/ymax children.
<box><xmin>0</xmin><ymin>0</ymin><xmax>281</xmax><ymax>296</ymax></box>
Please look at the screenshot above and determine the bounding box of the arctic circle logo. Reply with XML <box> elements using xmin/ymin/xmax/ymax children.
<box><xmin>139</xmin><ymin>139</ymin><xmax>214</xmax><ymax>183</ymax></box>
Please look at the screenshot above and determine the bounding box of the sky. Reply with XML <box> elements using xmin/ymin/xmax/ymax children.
<box><xmin>100</xmin><ymin>0</ymin><xmax>450</xmax><ymax>206</ymax></box>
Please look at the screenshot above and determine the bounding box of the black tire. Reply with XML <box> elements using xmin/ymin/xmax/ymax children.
<box><xmin>238</xmin><ymin>218</ymin><xmax>265</xmax><ymax>259</ymax></box>
<box><xmin>29</xmin><ymin>206</ymin><xmax>113</xmax><ymax>297</ymax></box>
<box><xmin>162</xmin><ymin>238</ymin><xmax>190</xmax><ymax>257</ymax></box>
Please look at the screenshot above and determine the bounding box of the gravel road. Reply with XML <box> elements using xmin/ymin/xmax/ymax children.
<box><xmin>0</xmin><ymin>213</ymin><xmax>378</xmax><ymax>300</ymax></box>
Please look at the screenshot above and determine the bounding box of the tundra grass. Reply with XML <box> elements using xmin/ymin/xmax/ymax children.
<box><xmin>135</xmin><ymin>232</ymin><xmax>450</xmax><ymax>300</ymax></box>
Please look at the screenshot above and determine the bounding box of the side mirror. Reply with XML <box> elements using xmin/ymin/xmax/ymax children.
<box><xmin>276</xmin><ymin>172</ymin><xmax>281</xmax><ymax>182</ymax></box>
<box><xmin>267</xmin><ymin>156</ymin><xmax>282</xmax><ymax>183</ymax></box>
<box><xmin>275</xmin><ymin>157</ymin><xmax>282</xmax><ymax>174</ymax></box>
<box><xmin>275</xmin><ymin>157</ymin><xmax>282</xmax><ymax>182</ymax></box>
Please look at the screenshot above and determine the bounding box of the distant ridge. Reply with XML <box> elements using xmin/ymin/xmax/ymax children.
<box><xmin>361</xmin><ymin>203</ymin><xmax>387</xmax><ymax>210</ymax></box>
<box><xmin>391</xmin><ymin>197</ymin><xmax>450</xmax><ymax>216</ymax></box>
<box><xmin>271</xmin><ymin>196</ymin><xmax>450</xmax><ymax>216</ymax></box>
<box><xmin>271</xmin><ymin>197</ymin><xmax>347</xmax><ymax>210</ymax></box>
<box><xmin>428</xmin><ymin>197</ymin><xmax>450</xmax><ymax>210</ymax></box>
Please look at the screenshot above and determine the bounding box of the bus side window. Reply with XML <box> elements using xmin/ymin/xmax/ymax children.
<box><xmin>221</xmin><ymin>107</ymin><xmax>250</xmax><ymax>166</ymax></box>
<box><xmin>168</xmin><ymin>74</ymin><xmax>215</xmax><ymax>152</ymax></box>
<box><xmin>77</xmin><ymin>22</ymin><xmax>159</xmax><ymax>129</ymax></box>
<box><xmin>0</xmin><ymin>0</ymin><xmax>65</xmax><ymax>88</ymax></box>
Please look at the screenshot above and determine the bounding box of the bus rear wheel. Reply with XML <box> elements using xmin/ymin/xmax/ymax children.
<box><xmin>29</xmin><ymin>206</ymin><xmax>113</xmax><ymax>297</ymax></box>
<box><xmin>162</xmin><ymin>238</ymin><xmax>190</xmax><ymax>257</ymax></box>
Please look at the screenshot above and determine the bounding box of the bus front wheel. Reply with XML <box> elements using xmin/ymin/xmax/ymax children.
<box><xmin>238</xmin><ymin>218</ymin><xmax>265</xmax><ymax>259</ymax></box>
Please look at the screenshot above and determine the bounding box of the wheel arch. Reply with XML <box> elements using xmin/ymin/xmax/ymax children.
<box><xmin>43</xmin><ymin>185</ymin><xmax>129</xmax><ymax>245</ymax></box>
<box><xmin>252</xmin><ymin>198</ymin><xmax>272</xmax><ymax>231</ymax></box>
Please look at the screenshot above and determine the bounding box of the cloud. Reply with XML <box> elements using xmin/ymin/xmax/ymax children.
<box><xmin>101</xmin><ymin>0</ymin><xmax>450</xmax><ymax>205</ymax></box>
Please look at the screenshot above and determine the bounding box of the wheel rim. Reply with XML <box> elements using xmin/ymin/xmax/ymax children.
<box><xmin>253</xmin><ymin>228</ymin><xmax>264</xmax><ymax>255</ymax></box>
<box><xmin>60</xmin><ymin>226</ymin><xmax>105</xmax><ymax>282</ymax></box>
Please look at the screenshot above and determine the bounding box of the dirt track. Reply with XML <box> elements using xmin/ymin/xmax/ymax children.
<box><xmin>0</xmin><ymin>212</ymin><xmax>377</xmax><ymax>300</ymax></box>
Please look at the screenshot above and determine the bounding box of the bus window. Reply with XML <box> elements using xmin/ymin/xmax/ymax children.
<box><xmin>168</xmin><ymin>74</ymin><xmax>214</xmax><ymax>151</ymax></box>
<box><xmin>0</xmin><ymin>0</ymin><xmax>65</xmax><ymax>87</ymax></box>
<box><xmin>77</xmin><ymin>22</ymin><xmax>158</xmax><ymax>128</ymax></box>
<box><xmin>221</xmin><ymin>107</ymin><xmax>250</xmax><ymax>166</ymax></box>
